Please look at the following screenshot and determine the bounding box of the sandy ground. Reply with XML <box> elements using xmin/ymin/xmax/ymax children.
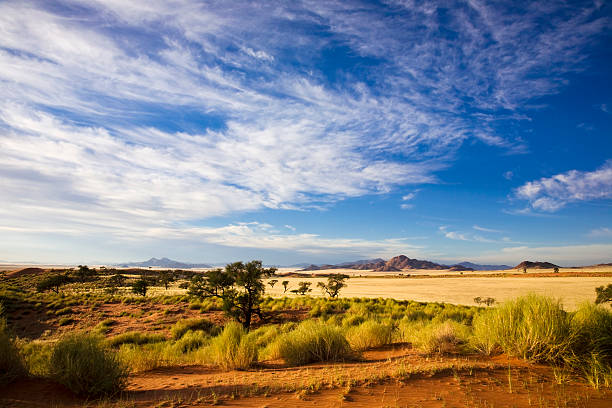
<box><xmin>264</xmin><ymin>276</ymin><xmax>611</xmax><ymax>310</ymax></box>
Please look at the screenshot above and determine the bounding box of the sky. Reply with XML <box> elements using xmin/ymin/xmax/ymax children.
<box><xmin>0</xmin><ymin>0</ymin><xmax>611</xmax><ymax>267</ymax></box>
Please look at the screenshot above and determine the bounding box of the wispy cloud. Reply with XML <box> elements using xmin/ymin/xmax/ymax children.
<box><xmin>515</xmin><ymin>161</ymin><xmax>612</xmax><ymax>211</ymax></box>
<box><xmin>473</xmin><ymin>225</ymin><xmax>502</xmax><ymax>233</ymax></box>
<box><xmin>0</xmin><ymin>0</ymin><xmax>609</xmax><ymax>259</ymax></box>
<box><xmin>588</xmin><ymin>227</ymin><xmax>612</xmax><ymax>238</ymax></box>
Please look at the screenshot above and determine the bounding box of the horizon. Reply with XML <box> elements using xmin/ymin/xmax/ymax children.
<box><xmin>1</xmin><ymin>1</ymin><xmax>611</xmax><ymax>266</ymax></box>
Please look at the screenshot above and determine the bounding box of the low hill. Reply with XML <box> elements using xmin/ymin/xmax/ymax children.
<box><xmin>118</xmin><ymin>257</ymin><xmax>211</xmax><ymax>269</ymax></box>
<box><xmin>457</xmin><ymin>261</ymin><xmax>511</xmax><ymax>271</ymax></box>
<box><xmin>515</xmin><ymin>260</ymin><xmax>559</xmax><ymax>269</ymax></box>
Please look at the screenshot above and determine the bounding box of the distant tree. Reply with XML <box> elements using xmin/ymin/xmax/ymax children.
<box><xmin>595</xmin><ymin>284</ymin><xmax>612</xmax><ymax>305</ymax></box>
<box><xmin>188</xmin><ymin>260</ymin><xmax>276</xmax><ymax>330</ymax></box>
<box><xmin>76</xmin><ymin>265</ymin><xmax>96</xmax><ymax>282</ymax></box>
<box><xmin>553</xmin><ymin>267</ymin><xmax>559</xmax><ymax>274</ymax></box>
<box><xmin>158</xmin><ymin>270</ymin><xmax>175</xmax><ymax>290</ymax></box>
<box><xmin>282</xmin><ymin>280</ymin><xmax>289</xmax><ymax>293</ymax></box>
<box><xmin>317</xmin><ymin>274</ymin><xmax>349</xmax><ymax>298</ymax></box>
<box><xmin>522</xmin><ymin>267</ymin><xmax>527</xmax><ymax>274</ymax></box>
<box><xmin>105</xmin><ymin>273</ymin><xmax>126</xmax><ymax>294</ymax></box>
<box><xmin>37</xmin><ymin>274</ymin><xmax>72</xmax><ymax>294</ymax></box>
<box><xmin>131</xmin><ymin>278</ymin><xmax>149</xmax><ymax>297</ymax></box>
<box><xmin>291</xmin><ymin>281</ymin><xmax>312</xmax><ymax>296</ymax></box>
<box><xmin>267</xmin><ymin>279</ymin><xmax>278</xmax><ymax>289</ymax></box>
<box><xmin>474</xmin><ymin>296</ymin><xmax>496</xmax><ymax>307</ymax></box>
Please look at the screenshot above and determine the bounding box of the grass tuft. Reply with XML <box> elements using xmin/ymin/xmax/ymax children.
<box><xmin>207</xmin><ymin>322</ymin><xmax>257</xmax><ymax>370</ymax></box>
<box><xmin>49</xmin><ymin>333</ymin><xmax>128</xmax><ymax>397</ymax></box>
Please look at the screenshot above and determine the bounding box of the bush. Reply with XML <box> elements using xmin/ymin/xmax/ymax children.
<box><xmin>207</xmin><ymin>322</ymin><xmax>257</xmax><ymax>370</ymax></box>
<box><xmin>403</xmin><ymin>320</ymin><xmax>470</xmax><ymax>354</ymax></box>
<box><xmin>174</xmin><ymin>330</ymin><xmax>210</xmax><ymax>353</ymax></box>
<box><xmin>18</xmin><ymin>341</ymin><xmax>52</xmax><ymax>377</ymax></box>
<box><xmin>274</xmin><ymin>321</ymin><xmax>353</xmax><ymax>365</ymax></box>
<box><xmin>171</xmin><ymin>318</ymin><xmax>219</xmax><ymax>340</ymax></box>
<box><xmin>107</xmin><ymin>331</ymin><xmax>166</xmax><ymax>348</ymax></box>
<box><xmin>346</xmin><ymin>320</ymin><xmax>394</xmax><ymax>351</ymax></box>
<box><xmin>49</xmin><ymin>333</ymin><xmax>128</xmax><ymax>397</ymax></box>
<box><xmin>471</xmin><ymin>294</ymin><xmax>573</xmax><ymax>362</ymax></box>
<box><xmin>0</xmin><ymin>317</ymin><xmax>25</xmax><ymax>385</ymax></box>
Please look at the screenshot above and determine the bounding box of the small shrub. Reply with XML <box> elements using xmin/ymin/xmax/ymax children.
<box><xmin>107</xmin><ymin>331</ymin><xmax>166</xmax><ymax>348</ymax></box>
<box><xmin>207</xmin><ymin>322</ymin><xmax>257</xmax><ymax>370</ymax></box>
<box><xmin>471</xmin><ymin>294</ymin><xmax>573</xmax><ymax>362</ymax></box>
<box><xmin>405</xmin><ymin>320</ymin><xmax>470</xmax><ymax>354</ymax></box>
<box><xmin>274</xmin><ymin>321</ymin><xmax>353</xmax><ymax>365</ymax></box>
<box><xmin>0</xmin><ymin>317</ymin><xmax>25</xmax><ymax>385</ymax></box>
<box><xmin>18</xmin><ymin>341</ymin><xmax>52</xmax><ymax>377</ymax></box>
<box><xmin>174</xmin><ymin>330</ymin><xmax>210</xmax><ymax>353</ymax></box>
<box><xmin>171</xmin><ymin>318</ymin><xmax>219</xmax><ymax>340</ymax></box>
<box><xmin>49</xmin><ymin>333</ymin><xmax>128</xmax><ymax>397</ymax></box>
<box><xmin>346</xmin><ymin>320</ymin><xmax>394</xmax><ymax>351</ymax></box>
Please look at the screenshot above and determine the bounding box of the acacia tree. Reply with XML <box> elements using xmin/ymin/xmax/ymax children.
<box><xmin>37</xmin><ymin>274</ymin><xmax>72</xmax><ymax>294</ymax></box>
<box><xmin>291</xmin><ymin>281</ymin><xmax>312</xmax><ymax>295</ymax></box>
<box><xmin>267</xmin><ymin>279</ymin><xmax>278</xmax><ymax>289</ymax></box>
<box><xmin>158</xmin><ymin>270</ymin><xmax>175</xmax><ymax>290</ymax></box>
<box><xmin>131</xmin><ymin>278</ymin><xmax>149</xmax><ymax>297</ymax></box>
<box><xmin>317</xmin><ymin>274</ymin><xmax>349</xmax><ymax>298</ymax></box>
<box><xmin>282</xmin><ymin>280</ymin><xmax>289</xmax><ymax>293</ymax></box>
<box><xmin>188</xmin><ymin>260</ymin><xmax>276</xmax><ymax>330</ymax></box>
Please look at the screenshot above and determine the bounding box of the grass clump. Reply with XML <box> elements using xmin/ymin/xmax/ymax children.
<box><xmin>402</xmin><ymin>320</ymin><xmax>470</xmax><ymax>354</ymax></box>
<box><xmin>171</xmin><ymin>318</ymin><xmax>219</xmax><ymax>340</ymax></box>
<box><xmin>274</xmin><ymin>320</ymin><xmax>354</xmax><ymax>365</ymax></box>
<box><xmin>207</xmin><ymin>322</ymin><xmax>257</xmax><ymax>370</ymax></box>
<box><xmin>346</xmin><ymin>320</ymin><xmax>394</xmax><ymax>351</ymax></box>
<box><xmin>174</xmin><ymin>330</ymin><xmax>210</xmax><ymax>353</ymax></box>
<box><xmin>107</xmin><ymin>331</ymin><xmax>166</xmax><ymax>348</ymax></box>
<box><xmin>471</xmin><ymin>294</ymin><xmax>573</xmax><ymax>362</ymax></box>
<box><xmin>49</xmin><ymin>333</ymin><xmax>128</xmax><ymax>397</ymax></box>
<box><xmin>0</xmin><ymin>315</ymin><xmax>25</xmax><ymax>385</ymax></box>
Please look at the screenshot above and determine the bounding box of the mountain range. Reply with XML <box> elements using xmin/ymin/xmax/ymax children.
<box><xmin>117</xmin><ymin>257</ymin><xmax>211</xmax><ymax>269</ymax></box>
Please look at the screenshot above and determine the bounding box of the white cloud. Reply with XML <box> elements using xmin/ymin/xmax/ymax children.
<box><xmin>284</xmin><ymin>225</ymin><xmax>296</xmax><ymax>231</ymax></box>
<box><xmin>503</xmin><ymin>171</ymin><xmax>514</xmax><ymax>180</ymax></box>
<box><xmin>515</xmin><ymin>161</ymin><xmax>612</xmax><ymax>211</ymax></box>
<box><xmin>400</xmin><ymin>203</ymin><xmax>414</xmax><ymax>210</ymax></box>
<box><xmin>470</xmin><ymin>244</ymin><xmax>612</xmax><ymax>266</ymax></box>
<box><xmin>473</xmin><ymin>225</ymin><xmax>502</xmax><ymax>233</ymax></box>
<box><xmin>588</xmin><ymin>227</ymin><xmax>612</xmax><ymax>238</ymax></box>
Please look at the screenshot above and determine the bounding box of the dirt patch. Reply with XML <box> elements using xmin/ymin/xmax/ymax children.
<box><xmin>1</xmin><ymin>350</ymin><xmax>610</xmax><ymax>407</ymax></box>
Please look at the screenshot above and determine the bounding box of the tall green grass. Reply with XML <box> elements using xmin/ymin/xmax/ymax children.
<box><xmin>0</xmin><ymin>314</ymin><xmax>25</xmax><ymax>385</ymax></box>
<box><xmin>107</xmin><ymin>331</ymin><xmax>166</xmax><ymax>348</ymax></box>
<box><xmin>207</xmin><ymin>322</ymin><xmax>257</xmax><ymax>370</ymax></box>
<box><xmin>471</xmin><ymin>294</ymin><xmax>573</xmax><ymax>362</ymax></box>
<box><xmin>49</xmin><ymin>333</ymin><xmax>128</xmax><ymax>397</ymax></box>
<box><xmin>273</xmin><ymin>321</ymin><xmax>354</xmax><ymax>365</ymax></box>
<box><xmin>171</xmin><ymin>318</ymin><xmax>219</xmax><ymax>340</ymax></box>
<box><xmin>346</xmin><ymin>320</ymin><xmax>394</xmax><ymax>351</ymax></box>
<box><xmin>400</xmin><ymin>319</ymin><xmax>470</xmax><ymax>354</ymax></box>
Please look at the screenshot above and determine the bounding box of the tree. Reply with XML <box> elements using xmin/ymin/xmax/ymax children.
<box><xmin>158</xmin><ymin>270</ymin><xmax>175</xmax><ymax>290</ymax></box>
<box><xmin>291</xmin><ymin>281</ymin><xmax>312</xmax><ymax>296</ymax></box>
<box><xmin>75</xmin><ymin>265</ymin><xmax>97</xmax><ymax>282</ymax></box>
<box><xmin>188</xmin><ymin>260</ymin><xmax>276</xmax><ymax>330</ymax></box>
<box><xmin>474</xmin><ymin>296</ymin><xmax>495</xmax><ymax>307</ymax></box>
<box><xmin>37</xmin><ymin>274</ymin><xmax>72</xmax><ymax>294</ymax></box>
<box><xmin>282</xmin><ymin>280</ymin><xmax>289</xmax><ymax>293</ymax></box>
<box><xmin>595</xmin><ymin>284</ymin><xmax>612</xmax><ymax>304</ymax></box>
<box><xmin>317</xmin><ymin>274</ymin><xmax>349</xmax><ymax>298</ymax></box>
<box><xmin>105</xmin><ymin>273</ymin><xmax>126</xmax><ymax>294</ymax></box>
<box><xmin>553</xmin><ymin>267</ymin><xmax>559</xmax><ymax>273</ymax></box>
<box><xmin>131</xmin><ymin>278</ymin><xmax>149</xmax><ymax>297</ymax></box>
<box><xmin>267</xmin><ymin>279</ymin><xmax>278</xmax><ymax>289</ymax></box>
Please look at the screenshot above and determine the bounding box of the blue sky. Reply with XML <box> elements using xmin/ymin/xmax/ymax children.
<box><xmin>0</xmin><ymin>0</ymin><xmax>611</xmax><ymax>266</ymax></box>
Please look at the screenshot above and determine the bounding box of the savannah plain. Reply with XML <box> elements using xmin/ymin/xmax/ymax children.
<box><xmin>1</xmin><ymin>262</ymin><xmax>612</xmax><ymax>407</ymax></box>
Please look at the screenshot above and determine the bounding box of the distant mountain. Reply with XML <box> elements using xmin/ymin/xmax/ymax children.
<box><xmin>299</xmin><ymin>255</ymin><xmax>454</xmax><ymax>272</ymax></box>
<box><xmin>373</xmin><ymin>255</ymin><xmax>448</xmax><ymax>272</ymax></box>
<box><xmin>118</xmin><ymin>257</ymin><xmax>211</xmax><ymax>269</ymax></box>
<box><xmin>515</xmin><ymin>260</ymin><xmax>559</xmax><ymax>269</ymax></box>
<box><xmin>457</xmin><ymin>261</ymin><xmax>512</xmax><ymax>271</ymax></box>
<box><xmin>287</xmin><ymin>263</ymin><xmax>312</xmax><ymax>268</ymax></box>
<box><xmin>337</xmin><ymin>258</ymin><xmax>385</xmax><ymax>267</ymax></box>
